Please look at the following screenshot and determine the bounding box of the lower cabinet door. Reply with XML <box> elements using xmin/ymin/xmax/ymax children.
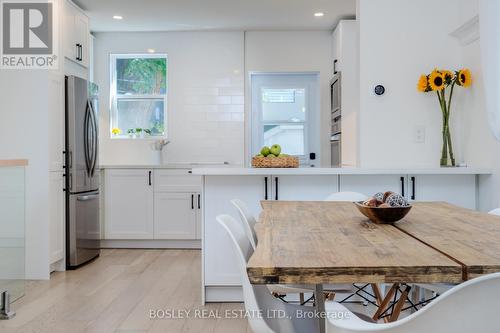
<box><xmin>104</xmin><ymin>169</ymin><xmax>154</xmax><ymax>239</ymax></box>
<box><xmin>154</xmin><ymin>192</ymin><xmax>197</xmax><ymax>239</ymax></box>
<box><xmin>340</xmin><ymin>175</ymin><xmax>407</xmax><ymax>198</ymax></box>
<box><xmin>273</xmin><ymin>175</ymin><xmax>339</xmax><ymax>201</ymax></box>
<box><xmin>49</xmin><ymin>172</ymin><xmax>65</xmax><ymax>264</ymax></box>
<box><xmin>409</xmin><ymin>175</ymin><xmax>476</xmax><ymax>209</ymax></box>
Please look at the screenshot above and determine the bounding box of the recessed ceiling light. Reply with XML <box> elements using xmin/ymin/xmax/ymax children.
<box><xmin>147</xmin><ymin>48</ymin><xmax>155</xmax><ymax>53</ymax></box>
<box><xmin>113</xmin><ymin>15</ymin><xmax>123</xmax><ymax>20</ymax></box>
<box><xmin>314</xmin><ymin>12</ymin><xmax>324</xmax><ymax>17</ymax></box>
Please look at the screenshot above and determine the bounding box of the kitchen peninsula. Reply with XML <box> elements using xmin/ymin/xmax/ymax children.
<box><xmin>192</xmin><ymin>166</ymin><xmax>491</xmax><ymax>302</ymax></box>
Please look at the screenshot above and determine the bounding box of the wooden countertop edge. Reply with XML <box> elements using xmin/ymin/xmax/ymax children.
<box><xmin>0</xmin><ymin>159</ymin><xmax>28</xmax><ymax>167</ymax></box>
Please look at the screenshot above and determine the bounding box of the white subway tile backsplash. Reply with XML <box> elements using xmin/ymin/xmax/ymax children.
<box><xmin>218</xmin><ymin>87</ymin><xmax>244</xmax><ymax>96</ymax></box>
<box><xmin>217</xmin><ymin>104</ymin><xmax>244</xmax><ymax>113</ymax></box>
<box><xmin>215</xmin><ymin>78</ymin><xmax>232</xmax><ymax>87</ymax></box>
<box><xmin>186</xmin><ymin>87</ymin><xmax>218</xmax><ymax>95</ymax></box>
<box><xmin>216</xmin><ymin>96</ymin><xmax>232</xmax><ymax>105</ymax></box>
<box><xmin>231</xmin><ymin>96</ymin><xmax>245</xmax><ymax>105</ymax></box>
<box><xmin>231</xmin><ymin>113</ymin><xmax>244</xmax><ymax>122</ymax></box>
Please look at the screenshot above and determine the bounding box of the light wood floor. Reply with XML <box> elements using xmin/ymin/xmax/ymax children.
<box><xmin>0</xmin><ymin>249</ymin><xmax>252</xmax><ymax>333</ymax></box>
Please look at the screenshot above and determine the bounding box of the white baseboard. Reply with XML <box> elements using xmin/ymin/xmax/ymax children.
<box><xmin>205</xmin><ymin>286</ymin><xmax>243</xmax><ymax>303</ymax></box>
<box><xmin>100</xmin><ymin>239</ymin><xmax>201</xmax><ymax>249</ymax></box>
<box><xmin>50</xmin><ymin>258</ymin><xmax>65</xmax><ymax>272</ymax></box>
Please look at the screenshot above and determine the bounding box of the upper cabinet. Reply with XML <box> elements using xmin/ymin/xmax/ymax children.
<box><xmin>63</xmin><ymin>0</ymin><xmax>89</xmax><ymax>68</ymax></box>
<box><xmin>332</xmin><ymin>20</ymin><xmax>359</xmax><ymax>167</ymax></box>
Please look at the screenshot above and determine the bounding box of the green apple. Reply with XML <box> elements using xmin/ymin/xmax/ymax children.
<box><xmin>267</xmin><ymin>154</ymin><xmax>276</xmax><ymax>158</ymax></box>
<box><xmin>256</xmin><ymin>154</ymin><xmax>264</xmax><ymax>157</ymax></box>
<box><xmin>260</xmin><ymin>146</ymin><xmax>271</xmax><ymax>157</ymax></box>
<box><xmin>270</xmin><ymin>144</ymin><xmax>281</xmax><ymax>156</ymax></box>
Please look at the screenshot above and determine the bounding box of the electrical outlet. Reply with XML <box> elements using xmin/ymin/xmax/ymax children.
<box><xmin>414</xmin><ymin>125</ymin><xmax>426</xmax><ymax>143</ymax></box>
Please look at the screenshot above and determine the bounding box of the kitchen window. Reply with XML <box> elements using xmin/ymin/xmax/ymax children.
<box><xmin>110</xmin><ymin>54</ymin><xmax>167</xmax><ymax>138</ymax></box>
<box><xmin>251</xmin><ymin>73</ymin><xmax>320</xmax><ymax>164</ymax></box>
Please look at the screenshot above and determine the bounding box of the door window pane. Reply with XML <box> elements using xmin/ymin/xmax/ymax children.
<box><xmin>116</xmin><ymin>99</ymin><xmax>165</xmax><ymax>135</ymax></box>
<box><xmin>262</xmin><ymin>88</ymin><xmax>306</xmax><ymax>122</ymax></box>
<box><xmin>263</xmin><ymin>124</ymin><xmax>305</xmax><ymax>156</ymax></box>
<box><xmin>116</xmin><ymin>58</ymin><xmax>167</xmax><ymax>95</ymax></box>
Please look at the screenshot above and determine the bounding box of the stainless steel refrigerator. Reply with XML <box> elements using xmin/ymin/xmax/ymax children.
<box><xmin>65</xmin><ymin>75</ymin><xmax>101</xmax><ymax>268</ymax></box>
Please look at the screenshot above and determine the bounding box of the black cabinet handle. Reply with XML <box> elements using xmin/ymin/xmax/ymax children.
<box><xmin>411</xmin><ymin>177</ymin><xmax>416</xmax><ymax>200</ymax></box>
<box><xmin>148</xmin><ymin>171</ymin><xmax>152</xmax><ymax>186</ymax></box>
<box><xmin>275</xmin><ymin>177</ymin><xmax>279</xmax><ymax>201</ymax></box>
<box><xmin>334</xmin><ymin>59</ymin><xmax>338</xmax><ymax>74</ymax></box>
<box><xmin>264</xmin><ymin>177</ymin><xmax>268</xmax><ymax>200</ymax></box>
<box><xmin>191</xmin><ymin>194</ymin><xmax>194</xmax><ymax>210</ymax></box>
<box><xmin>197</xmin><ymin>194</ymin><xmax>201</xmax><ymax>209</ymax></box>
<box><xmin>400</xmin><ymin>177</ymin><xmax>405</xmax><ymax>197</ymax></box>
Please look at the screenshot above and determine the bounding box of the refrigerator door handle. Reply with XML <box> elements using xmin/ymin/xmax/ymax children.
<box><xmin>88</xmin><ymin>100</ymin><xmax>98</xmax><ymax>177</ymax></box>
<box><xmin>83</xmin><ymin>102</ymin><xmax>92</xmax><ymax>177</ymax></box>
<box><xmin>77</xmin><ymin>194</ymin><xmax>99</xmax><ymax>201</ymax></box>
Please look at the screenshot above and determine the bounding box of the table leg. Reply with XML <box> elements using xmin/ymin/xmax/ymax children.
<box><xmin>370</xmin><ymin>284</ymin><xmax>389</xmax><ymax>323</ymax></box>
<box><xmin>315</xmin><ymin>284</ymin><xmax>325</xmax><ymax>333</ymax></box>
<box><xmin>372</xmin><ymin>283</ymin><xmax>399</xmax><ymax>322</ymax></box>
<box><xmin>389</xmin><ymin>285</ymin><xmax>411</xmax><ymax>322</ymax></box>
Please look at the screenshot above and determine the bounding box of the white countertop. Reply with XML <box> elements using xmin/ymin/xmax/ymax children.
<box><xmin>99</xmin><ymin>163</ymin><xmax>228</xmax><ymax>169</ymax></box>
<box><xmin>191</xmin><ymin>166</ymin><xmax>492</xmax><ymax>176</ymax></box>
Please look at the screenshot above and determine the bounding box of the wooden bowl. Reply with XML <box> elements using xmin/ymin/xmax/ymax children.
<box><xmin>354</xmin><ymin>201</ymin><xmax>412</xmax><ymax>224</ymax></box>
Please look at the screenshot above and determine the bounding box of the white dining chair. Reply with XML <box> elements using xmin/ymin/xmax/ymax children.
<box><xmin>489</xmin><ymin>208</ymin><xmax>500</xmax><ymax>216</ymax></box>
<box><xmin>217</xmin><ymin>214</ymin><xmax>319</xmax><ymax>333</ymax></box>
<box><xmin>324</xmin><ymin>192</ymin><xmax>369</xmax><ymax>202</ymax></box>
<box><xmin>325</xmin><ymin>273</ymin><xmax>500</xmax><ymax>333</ymax></box>
<box><xmin>230</xmin><ymin>199</ymin><xmax>258</xmax><ymax>249</ymax></box>
<box><xmin>230</xmin><ymin>199</ymin><xmax>319</xmax><ymax>303</ymax></box>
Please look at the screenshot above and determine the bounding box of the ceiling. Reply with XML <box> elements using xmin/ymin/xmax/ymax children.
<box><xmin>74</xmin><ymin>0</ymin><xmax>356</xmax><ymax>32</ymax></box>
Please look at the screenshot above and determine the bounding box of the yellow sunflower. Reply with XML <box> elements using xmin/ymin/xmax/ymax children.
<box><xmin>111</xmin><ymin>127</ymin><xmax>122</xmax><ymax>135</ymax></box>
<box><xmin>441</xmin><ymin>70</ymin><xmax>454</xmax><ymax>84</ymax></box>
<box><xmin>417</xmin><ymin>75</ymin><xmax>428</xmax><ymax>92</ymax></box>
<box><xmin>457</xmin><ymin>69</ymin><xmax>472</xmax><ymax>88</ymax></box>
<box><xmin>429</xmin><ymin>70</ymin><xmax>445</xmax><ymax>91</ymax></box>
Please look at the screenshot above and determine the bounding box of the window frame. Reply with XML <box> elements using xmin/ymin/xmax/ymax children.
<box><xmin>109</xmin><ymin>53</ymin><xmax>168</xmax><ymax>139</ymax></box>
<box><xmin>250</xmin><ymin>72</ymin><xmax>320</xmax><ymax>165</ymax></box>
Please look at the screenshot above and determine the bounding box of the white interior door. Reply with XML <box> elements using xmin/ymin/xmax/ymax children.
<box><xmin>250</xmin><ymin>73</ymin><xmax>320</xmax><ymax>165</ymax></box>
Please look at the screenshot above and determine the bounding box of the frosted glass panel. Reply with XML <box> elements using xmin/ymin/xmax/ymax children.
<box><xmin>264</xmin><ymin>124</ymin><xmax>305</xmax><ymax>156</ymax></box>
<box><xmin>261</xmin><ymin>88</ymin><xmax>306</xmax><ymax>122</ymax></box>
<box><xmin>0</xmin><ymin>167</ymin><xmax>25</xmax><ymax>302</ymax></box>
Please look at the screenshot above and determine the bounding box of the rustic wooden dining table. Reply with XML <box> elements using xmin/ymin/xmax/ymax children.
<box><xmin>247</xmin><ymin>201</ymin><xmax>500</xmax><ymax>333</ymax></box>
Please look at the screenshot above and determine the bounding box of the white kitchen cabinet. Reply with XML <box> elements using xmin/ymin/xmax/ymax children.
<box><xmin>204</xmin><ymin>175</ymin><xmax>270</xmax><ymax>285</ymax></box>
<box><xmin>104</xmin><ymin>169</ymin><xmax>154</xmax><ymax>239</ymax></box>
<box><xmin>63</xmin><ymin>0</ymin><xmax>89</xmax><ymax>68</ymax></box>
<box><xmin>154</xmin><ymin>192</ymin><xmax>198</xmax><ymax>239</ymax></box>
<box><xmin>340</xmin><ymin>174</ymin><xmax>476</xmax><ymax>209</ymax></box>
<box><xmin>408</xmin><ymin>174</ymin><xmax>476</xmax><ymax>209</ymax></box>
<box><xmin>340</xmin><ymin>175</ymin><xmax>406</xmax><ymax>198</ymax></box>
<box><xmin>48</xmin><ymin>74</ymin><xmax>64</xmax><ymax>172</ymax></box>
<box><xmin>154</xmin><ymin>169</ymin><xmax>202</xmax><ymax>192</ymax></box>
<box><xmin>332</xmin><ymin>20</ymin><xmax>359</xmax><ymax>167</ymax></box>
<box><xmin>49</xmin><ymin>172</ymin><xmax>65</xmax><ymax>264</ymax></box>
<box><xmin>272</xmin><ymin>175</ymin><xmax>338</xmax><ymax>201</ymax></box>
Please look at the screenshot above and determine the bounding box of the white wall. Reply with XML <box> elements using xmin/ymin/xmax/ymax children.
<box><xmin>244</xmin><ymin>31</ymin><xmax>333</xmax><ymax>166</ymax></box>
<box><xmin>93</xmin><ymin>32</ymin><xmax>245</xmax><ymax>166</ymax></box>
<box><xmin>358</xmin><ymin>0</ymin><xmax>464</xmax><ymax>168</ymax></box>
<box><xmin>458</xmin><ymin>0</ymin><xmax>500</xmax><ymax>211</ymax></box>
<box><xmin>0</xmin><ymin>72</ymin><xmax>51</xmax><ymax>280</ymax></box>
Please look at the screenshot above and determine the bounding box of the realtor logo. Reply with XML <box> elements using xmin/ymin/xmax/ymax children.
<box><xmin>1</xmin><ymin>0</ymin><xmax>58</xmax><ymax>69</ymax></box>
